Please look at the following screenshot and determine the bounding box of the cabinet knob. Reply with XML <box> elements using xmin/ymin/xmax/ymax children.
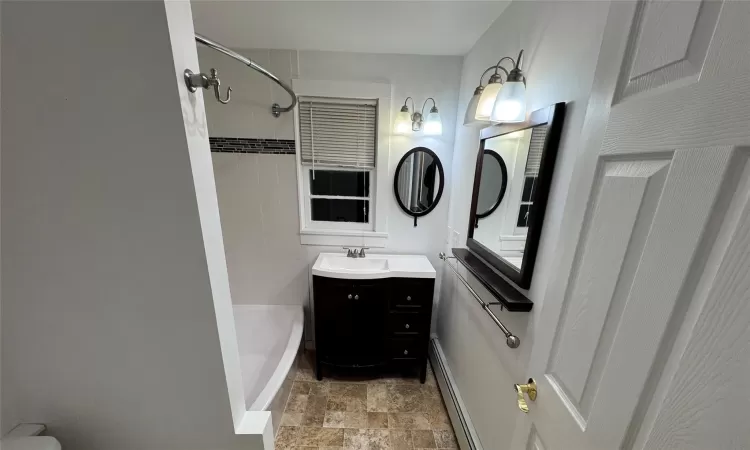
<box><xmin>348</xmin><ymin>294</ymin><xmax>353</xmax><ymax>299</ymax></box>
<box><xmin>354</xmin><ymin>294</ymin><xmax>359</xmax><ymax>300</ymax></box>
<box><xmin>405</xmin><ymin>324</ymin><xmax>410</xmax><ymax>329</ymax></box>
<box><xmin>403</xmin><ymin>350</ymin><xmax>409</xmax><ymax>355</ymax></box>
<box><xmin>406</xmin><ymin>296</ymin><xmax>412</xmax><ymax>301</ymax></box>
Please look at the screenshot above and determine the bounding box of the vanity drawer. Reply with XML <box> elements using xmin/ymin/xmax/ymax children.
<box><xmin>387</xmin><ymin>337</ymin><xmax>423</xmax><ymax>360</ymax></box>
<box><xmin>390</xmin><ymin>279</ymin><xmax>433</xmax><ymax>309</ymax></box>
<box><xmin>387</xmin><ymin>338</ymin><xmax>421</xmax><ymax>360</ymax></box>
<box><xmin>388</xmin><ymin>312</ymin><xmax>424</xmax><ymax>335</ymax></box>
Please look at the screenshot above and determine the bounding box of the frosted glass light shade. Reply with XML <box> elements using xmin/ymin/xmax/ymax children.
<box><xmin>476</xmin><ymin>82</ymin><xmax>503</xmax><ymax>121</ymax></box>
<box><xmin>393</xmin><ymin>110</ymin><xmax>412</xmax><ymax>135</ymax></box>
<box><xmin>491</xmin><ymin>81</ymin><xmax>526</xmax><ymax>123</ymax></box>
<box><xmin>463</xmin><ymin>92</ymin><xmax>484</xmax><ymax>126</ymax></box>
<box><xmin>423</xmin><ymin>111</ymin><xmax>442</xmax><ymax>136</ymax></box>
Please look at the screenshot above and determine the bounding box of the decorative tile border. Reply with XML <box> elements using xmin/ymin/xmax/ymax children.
<box><xmin>210</xmin><ymin>137</ymin><xmax>296</xmax><ymax>154</ymax></box>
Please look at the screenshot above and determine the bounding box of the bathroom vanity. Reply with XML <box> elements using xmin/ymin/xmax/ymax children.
<box><xmin>311</xmin><ymin>253</ymin><xmax>435</xmax><ymax>383</ymax></box>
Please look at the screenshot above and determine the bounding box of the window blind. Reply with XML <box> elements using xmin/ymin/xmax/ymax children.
<box><xmin>299</xmin><ymin>97</ymin><xmax>377</xmax><ymax>169</ymax></box>
<box><xmin>525</xmin><ymin>125</ymin><xmax>548</xmax><ymax>176</ymax></box>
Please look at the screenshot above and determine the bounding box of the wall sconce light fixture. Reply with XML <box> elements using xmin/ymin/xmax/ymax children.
<box><xmin>464</xmin><ymin>50</ymin><xmax>527</xmax><ymax>125</ymax></box>
<box><xmin>464</xmin><ymin>65</ymin><xmax>507</xmax><ymax>125</ymax></box>
<box><xmin>394</xmin><ymin>97</ymin><xmax>443</xmax><ymax>136</ymax></box>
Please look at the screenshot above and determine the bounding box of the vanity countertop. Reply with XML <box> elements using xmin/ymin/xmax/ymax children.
<box><xmin>312</xmin><ymin>253</ymin><xmax>436</xmax><ymax>280</ymax></box>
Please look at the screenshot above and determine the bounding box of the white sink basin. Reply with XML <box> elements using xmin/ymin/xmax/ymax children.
<box><xmin>312</xmin><ymin>253</ymin><xmax>435</xmax><ymax>280</ymax></box>
<box><xmin>319</xmin><ymin>256</ymin><xmax>390</xmax><ymax>273</ymax></box>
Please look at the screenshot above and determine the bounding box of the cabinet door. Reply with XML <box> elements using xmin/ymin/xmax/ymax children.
<box><xmin>352</xmin><ymin>281</ymin><xmax>388</xmax><ymax>364</ymax></box>
<box><xmin>315</xmin><ymin>278</ymin><xmax>387</xmax><ymax>366</ymax></box>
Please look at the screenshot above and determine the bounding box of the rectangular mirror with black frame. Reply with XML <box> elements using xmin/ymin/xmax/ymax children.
<box><xmin>467</xmin><ymin>102</ymin><xmax>565</xmax><ymax>289</ymax></box>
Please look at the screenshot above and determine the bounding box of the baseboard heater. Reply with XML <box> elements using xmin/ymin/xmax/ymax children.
<box><xmin>428</xmin><ymin>337</ymin><xmax>483</xmax><ymax>450</ymax></box>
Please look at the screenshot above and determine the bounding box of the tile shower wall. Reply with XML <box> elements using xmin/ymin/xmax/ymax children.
<box><xmin>212</xmin><ymin>152</ymin><xmax>308</xmax><ymax>306</ymax></box>
<box><xmin>199</xmin><ymin>48</ymin><xmax>298</xmax><ymax>140</ymax></box>
<box><xmin>201</xmin><ymin>49</ymin><xmax>462</xmax><ymax>336</ymax></box>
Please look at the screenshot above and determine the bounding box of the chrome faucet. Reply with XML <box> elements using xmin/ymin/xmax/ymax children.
<box><xmin>343</xmin><ymin>247</ymin><xmax>369</xmax><ymax>258</ymax></box>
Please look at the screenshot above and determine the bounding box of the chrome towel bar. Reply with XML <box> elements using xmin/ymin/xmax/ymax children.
<box><xmin>439</xmin><ymin>252</ymin><xmax>520</xmax><ymax>348</ymax></box>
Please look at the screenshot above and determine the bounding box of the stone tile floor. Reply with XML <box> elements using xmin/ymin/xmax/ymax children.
<box><xmin>276</xmin><ymin>352</ymin><xmax>459</xmax><ymax>450</ymax></box>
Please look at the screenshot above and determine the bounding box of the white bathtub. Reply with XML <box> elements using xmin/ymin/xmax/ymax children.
<box><xmin>233</xmin><ymin>304</ymin><xmax>304</xmax><ymax>434</ymax></box>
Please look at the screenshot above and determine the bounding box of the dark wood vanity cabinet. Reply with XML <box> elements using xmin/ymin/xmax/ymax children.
<box><xmin>313</xmin><ymin>275</ymin><xmax>434</xmax><ymax>383</ymax></box>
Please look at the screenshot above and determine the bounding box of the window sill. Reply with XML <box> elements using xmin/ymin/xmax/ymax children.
<box><xmin>299</xmin><ymin>229</ymin><xmax>388</xmax><ymax>247</ymax></box>
<box><xmin>499</xmin><ymin>235</ymin><xmax>527</xmax><ymax>241</ymax></box>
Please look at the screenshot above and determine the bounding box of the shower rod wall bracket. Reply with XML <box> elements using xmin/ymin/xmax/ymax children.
<box><xmin>191</xmin><ymin>33</ymin><xmax>298</xmax><ymax>117</ymax></box>
<box><xmin>184</xmin><ymin>68</ymin><xmax>231</xmax><ymax>104</ymax></box>
<box><xmin>271</xmin><ymin>103</ymin><xmax>282</xmax><ymax>118</ymax></box>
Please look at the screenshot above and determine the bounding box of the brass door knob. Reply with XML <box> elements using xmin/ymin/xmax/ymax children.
<box><xmin>514</xmin><ymin>378</ymin><xmax>537</xmax><ymax>413</ymax></box>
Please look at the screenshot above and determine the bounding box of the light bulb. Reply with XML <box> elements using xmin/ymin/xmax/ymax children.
<box><xmin>463</xmin><ymin>91</ymin><xmax>485</xmax><ymax>126</ymax></box>
<box><xmin>491</xmin><ymin>81</ymin><xmax>526</xmax><ymax>123</ymax></box>
<box><xmin>476</xmin><ymin>80</ymin><xmax>503</xmax><ymax>121</ymax></box>
<box><xmin>423</xmin><ymin>109</ymin><xmax>442</xmax><ymax>136</ymax></box>
<box><xmin>393</xmin><ymin>109</ymin><xmax>412</xmax><ymax>135</ymax></box>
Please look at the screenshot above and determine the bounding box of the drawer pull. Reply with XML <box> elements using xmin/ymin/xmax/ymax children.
<box><xmin>354</xmin><ymin>294</ymin><xmax>359</xmax><ymax>300</ymax></box>
<box><xmin>348</xmin><ymin>294</ymin><xmax>353</xmax><ymax>299</ymax></box>
<box><xmin>405</xmin><ymin>324</ymin><xmax>410</xmax><ymax>329</ymax></box>
<box><xmin>406</xmin><ymin>296</ymin><xmax>412</xmax><ymax>301</ymax></box>
<box><xmin>403</xmin><ymin>350</ymin><xmax>409</xmax><ymax>355</ymax></box>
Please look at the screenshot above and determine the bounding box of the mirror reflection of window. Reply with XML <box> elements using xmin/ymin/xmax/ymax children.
<box><xmin>516</xmin><ymin>125</ymin><xmax>547</xmax><ymax>229</ymax></box>
<box><xmin>409</xmin><ymin>152</ymin><xmax>437</xmax><ymax>212</ymax></box>
<box><xmin>516</xmin><ymin>177</ymin><xmax>535</xmax><ymax>227</ymax></box>
<box><xmin>394</xmin><ymin>147</ymin><xmax>445</xmax><ymax>226</ymax></box>
<box><xmin>397</xmin><ymin>151</ymin><xmax>439</xmax><ymax>213</ymax></box>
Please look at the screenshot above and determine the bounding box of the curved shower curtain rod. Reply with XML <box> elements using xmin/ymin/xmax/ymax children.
<box><xmin>194</xmin><ymin>33</ymin><xmax>298</xmax><ymax>117</ymax></box>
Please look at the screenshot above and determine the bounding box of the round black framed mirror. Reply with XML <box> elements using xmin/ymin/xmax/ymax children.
<box><xmin>394</xmin><ymin>147</ymin><xmax>445</xmax><ymax>227</ymax></box>
<box><xmin>475</xmin><ymin>149</ymin><xmax>508</xmax><ymax>219</ymax></box>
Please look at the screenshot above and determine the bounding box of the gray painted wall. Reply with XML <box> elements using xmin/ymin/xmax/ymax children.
<box><xmin>1</xmin><ymin>2</ymin><xmax>251</xmax><ymax>448</ymax></box>
<box><xmin>437</xmin><ymin>1</ymin><xmax>611</xmax><ymax>447</ymax></box>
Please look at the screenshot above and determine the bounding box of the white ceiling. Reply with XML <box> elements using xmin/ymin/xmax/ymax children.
<box><xmin>191</xmin><ymin>1</ymin><xmax>510</xmax><ymax>56</ymax></box>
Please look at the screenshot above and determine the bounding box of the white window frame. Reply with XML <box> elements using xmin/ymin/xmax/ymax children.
<box><xmin>302</xmin><ymin>167</ymin><xmax>373</xmax><ymax>231</ymax></box>
<box><xmin>292</xmin><ymin>79</ymin><xmax>391</xmax><ymax>247</ymax></box>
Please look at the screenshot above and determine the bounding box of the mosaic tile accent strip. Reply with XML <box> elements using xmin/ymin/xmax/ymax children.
<box><xmin>210</xmin><ymin>137</ymin><xmax>296</xmax><ymax>154</ymax></box>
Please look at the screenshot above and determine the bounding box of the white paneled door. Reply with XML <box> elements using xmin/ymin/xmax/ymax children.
<box><xmin>511</xmin><ymin>1</ymin><xmax>750</xmax><ymax>449</ymax></box>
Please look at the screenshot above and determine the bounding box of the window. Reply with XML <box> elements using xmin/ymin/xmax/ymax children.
<box><xmin>292</xmin><ymin>79</ymin><xmax>391</xmax><ymax>246</ymax></box>
<box><xmin>517</xmin><ymin>176</ymin><xmax>536</xmax><ymax>227</ymax></box>
<box><xmin>516</xmin><ymin>126</ymin><xmax>547</xmax><ymax>229</ymax></box>
<box><xmin>308</xmin><ymin>169</ymin><xmax>371</xmax><ymax>226</ymax></box>
<box><xmin>298</xmin><ymin>96</ymin><xmax>377</xmax><ymax>231</ymax></box>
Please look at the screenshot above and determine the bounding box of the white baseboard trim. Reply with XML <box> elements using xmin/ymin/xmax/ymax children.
<box><xmin>428</xmin><ymin>337</ymin><xmax>483</xmax><ymax>450</ymax></box>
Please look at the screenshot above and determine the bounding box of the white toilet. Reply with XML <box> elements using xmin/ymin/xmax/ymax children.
<box><xmin>2</xmin><ymin>425</ymin><xmax>61</xmax><ymax>450</ymax></box>
<box><xmin>3</xmin><ymin>437</ymin><xmax>61</xmax><ymax>450</ymax></box>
